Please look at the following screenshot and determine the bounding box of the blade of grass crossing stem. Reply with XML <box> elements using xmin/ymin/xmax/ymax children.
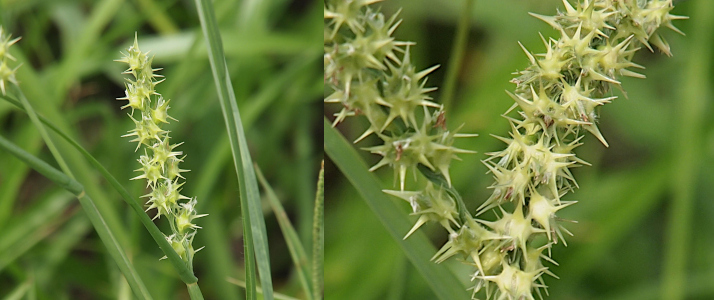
<box><xmin>194</xmin><ymin>1</ymin><xmax>273</xmax><ymax>300</ymax></box>
<box><xmin>255</xmin><ymin>166</ymin><xmax>313</xmax><ymax>299</ymax></box>
<box><xmin>12</xmin><ymin>85</ymin><xmax>72</xmax><ymax>189</ymax></box>
<box><xmin>0</xmin><ymin>134</ymin><xmax>152</xmax><ymax>300</ymax></box>
<box><xmin>312</xmin><ymin>162</ymin><xmax>324</xmax><ymax>300</ymax></box>
<box><xmin>0</xmin><ymin>123</ymin><xmax>40</xmax><ymax>228</ymax></box>
<box><xmin>0</xmin><ymin>94</ymin><xmax>197</xmax><ymax>285</ymax></box>
<box><xmin>12</xmin><ymin>84</ymin><xmax>152</xmax><ymax>299</ymax></box>
<box><xmin>324</xmin><ymin>118</ymin><xmax>470</xmax><ymax>300</ymax></box>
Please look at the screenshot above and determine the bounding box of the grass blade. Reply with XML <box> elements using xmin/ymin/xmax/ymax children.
<box><xmin>312</xmin><ymin>162</ymin><xmax>324</xmax><ymax>300</ymax></box>
<box><xmin>0</xmin><ymin>94</ymin><xmax>197</xmax><ymax>285</ymax></box>
<box><xmin>194</xmin><ymin>1</ymin><xmax>274</xmax><ymax>299</ymax></box>
<box><xmin>324</xmin><ymin>118</ymin><xmax>470</xmax><ymax>300</ymax></box>
<box><xmin>255</xmin><ymin>166</ymin><xmax>313</xmax><ymax>299</ymax></box>
<box><xmin>226</xmin><ymin>278</ymin><xmax>301</xmax><ymax>300</ymax></box>
<box><xmin>441</xmin><ymin>0</ymin><xmax>475</xmax><ymax>111</ymax></box>
<box><xmin>663</xmin><ymin>1</ymin><xmax>714</xmax><ymax>298</ymax></box>
<box><xmin>0</xmin><ymin>134</ymin><xmax>153</xmax><ymax>300</ymax></box>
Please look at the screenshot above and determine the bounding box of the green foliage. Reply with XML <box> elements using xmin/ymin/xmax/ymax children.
<box><xmin>0</xmin><ymin>0</ymin><xmax>321</xmax><ymax>299</ymax></box>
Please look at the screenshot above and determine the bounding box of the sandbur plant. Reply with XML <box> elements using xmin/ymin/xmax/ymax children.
<box><xmin>117</xmin><ymin>35</ymin><xmax>206</xmax><ymax>273</ymax></box>
<box><xmin>325</xmin><ymin>0</ymin><xmax>702</xmax><ymax>299</ymax></box>
<box><xmin>0</xmin><ymin>1</ymin><xmax>322</xmax><ymax>299</ymax></box>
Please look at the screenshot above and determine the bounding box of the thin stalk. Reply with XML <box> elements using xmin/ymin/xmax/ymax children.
<box><xmin>13</xmin><ymin>85</ymin><xmax>72</xmax><ymax>180</ymax></box>
<box><xmin>255</xmin><ymin>166</ymin><xmax>313</xmax><ymax>299</ymax></box>
<box><xmin>440</xmin><ymin>0</ymin><xmax>475</xmax><ymax>112</ymax></box>
<box><xmin>187</xmin><ymin>283</ymin><xmax>205</xmax><ymax>300</ymax></box>
<box><xmin>226</xmin><ymin>278</ymin><xmax>301</xmax><ymax>300</ymax></box>
<box><xmin>663</xmin><ymin>1</ymin><xmax>713</xmax><ymax>299</ymax></box>
<box><xmin>11</xmin><ymin>84</ymin><xmax>154</xmax><ymax>298</ymax></box>
<box><xmin>0</xmin><ymin>94</ymin><xmax>198</xmax><ymax>285</ymax></box>
<box><xmin>0</xmin><ymin>134</ymin><xmax>152</xmax><ymax>300</ymax></box>
<box><xmin>194</xmin><ymin>0</ymin><xmax>274</xmax><ymax>299</ymax></box>
<box><xmin>324</xmin><ymin>118</ymin><xmax>470</xmax><ymax>300</ymax></box>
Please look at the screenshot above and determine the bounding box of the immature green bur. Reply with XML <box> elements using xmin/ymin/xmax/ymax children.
<box><xmin>117</xmin><ymin>36</ymin><xmax>206</xmax><ymax>268</ymax></box>
<box><xmin>325</xmin><ymin>0</ymin><xmax>685</xmax><ymax>299</ymax></box>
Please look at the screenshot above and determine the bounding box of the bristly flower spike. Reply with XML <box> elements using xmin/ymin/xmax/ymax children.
<box><xmin>117</xmin><ymin>34</ymin><xmax>205</xmax><ymax>268</ymax></box>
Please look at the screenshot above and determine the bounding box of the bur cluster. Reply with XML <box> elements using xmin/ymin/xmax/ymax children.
<box><xmin>325</xmin><ymin>0</ymin><xmax>475</xmax><ymax>191</ymax></box>
<box><xmin>117</xmin><ymin>36</ymin><xmax>206</xmax><ymax>268</ymax></box>
<box><xmin>468</xmin><ymin>1</ymin><xmax>684</xmax><ymax>297</ymax></box>
<box><xmin>325</xmin><ymin>0</ymin><xmax>685</xmax><ymax>299</ymax></box>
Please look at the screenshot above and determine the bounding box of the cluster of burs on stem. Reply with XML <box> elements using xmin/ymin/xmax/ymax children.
<box><xmin>117</xmin><ymin>36</ymin><xmax>206</xmax><ymax>269</ymax></box>
<box><xmin>325</xmin><ymin>0</ymin><xmax>685</xmax><ymax>299</ymax></box>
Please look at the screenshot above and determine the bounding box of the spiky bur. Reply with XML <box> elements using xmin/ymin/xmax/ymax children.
<box><xmin>327</xmin><ymin>0</ymin><xmax>685</xmax><ymax>299</ymax></box>
<box><xmin>472</xmin><ymin>1</ymin><xmax>684</xmax><ymax>299</ymax></box>
<box><xmin>116</xmin><ymin>35</ymin><xmax>206</xmax><ymax>268</ymax></box>
<box><xmin>324</xmin><ymin>0</ymin><xmax>475</xmax><ymax>191</ymax></box>
<box><xmin>0</xmin><ymin>27</ymin><xmax>21</xmax><ymax>95</ymax></box>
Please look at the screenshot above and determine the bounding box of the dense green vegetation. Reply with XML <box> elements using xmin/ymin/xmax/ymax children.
<box><xmin>0</xmin><ymin>0</ymin><xmax>321</xmax><ymax>299</ymax></box>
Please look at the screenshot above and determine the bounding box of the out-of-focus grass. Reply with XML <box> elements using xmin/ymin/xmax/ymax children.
<box><xmin>0</xmin><ymin>0</ymin><xmax>322</xmax><ymax>299</ymax></box>
<box><xmin>325</xmin><ymin>0</ymin><xmax>714</xmax><ymax>299</ymax></box>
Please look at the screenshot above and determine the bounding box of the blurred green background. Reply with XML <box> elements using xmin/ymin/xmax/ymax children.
<box><xmin>325</xmin><ymin>0</ymin><xmax>714</xmax><ymax>299</ymax></box>
<box><xmin>0</xmin><ymin>0</ymin><xmax>321</xmax><ymax>299</ymax></box>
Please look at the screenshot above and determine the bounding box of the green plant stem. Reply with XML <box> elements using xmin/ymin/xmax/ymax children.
<box><xmin>226</xmin><ymin>278</ymin><xmax>301</xmax><ymax>300</ymax></box>
<box><xmin>0</xmin><ymin>134</ymin><xmax>153</xmax><ymax>300</ymax></box>
<box><xmin>194</xmin><ymin>0</ymin><xmax>274</xmax><ymax>299</ymax></box>
<box><xmin>663</xmin><ymin>1</ymin><xmax>713</xmax><ymax>299</ymax></box>
<box><xmin>312</xmin><ymin>162</ymin><xmax>324</xmax><ymax>300</ymax></box>
<box><xmin>440</xmin><ymin>0</ymin><xmax>474</xmax><ymax>112</ymax></box>
<box><xmin>10</xmin><ymin>83</ymin><xmax>154</xmax><ymax>298</ymax></box>
<box><xmin>0</xmin><ymin>94</ymin><xmax>198</xmax><ymax>285</ymax></box>
<box><xmin>255</xmin><ymin>166</ymin><xmax>313</xmax><ymax>299</ymax></box>
<box><xmin>187</xmin><ymin>283</ymin><xmax>205</xmax><ymax>300</ymax></box>
<box><xmin>12</xmin><ymin>86</ymin><xmax>71</xmax><ymax>182</ymax></box>
<box><xmin>417</xmin><ymin>164</ymin><xmax>470</xmax><ymax>224</ymax></box>
<box><xmin>324</xmin><ymin>118</ymin><xmax>469</xmax><ymax>300</ymax></box>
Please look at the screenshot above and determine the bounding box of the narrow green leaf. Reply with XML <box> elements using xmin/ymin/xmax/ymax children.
<box><xmin>312</xmin><ymin>162</ymin><xmax>324</xmax><ymax>300</ymax></box>
<box><xmin>255</xmin><ymin>166</ymin><xmax>313</xmax><ymax>299</ymax></box>
<box><xmin>441</xmin><ymin>0</ymin><xmax>475</xmax><ymax>112</ymax></box>
<box><xmin>226</xmin><ymin>278</ymin><xmax>301</xmax><ymax>300</ymax></box>
<box><xmin>194</xmin><ymin>1</ymin><xmax>274</xmax><ymax>300</ymax></box>
<box><xmin>0</xmin><ymin>134</ymin><xmax>153</xmax><ymax>300</ymax></box>
<box><xmin>0</xmin><ymin>122</ymin><xmax>40</xmax><ymax>229</ymax></box>
<box><xmin>0</xmin><ymin>94</ymin><xmax>197</xmax><ymax>284</ymax></box>
<box><xmin>324</xmin><ymin>118</ymin><xmax>470</xmax><ymax>300</ymax></box>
